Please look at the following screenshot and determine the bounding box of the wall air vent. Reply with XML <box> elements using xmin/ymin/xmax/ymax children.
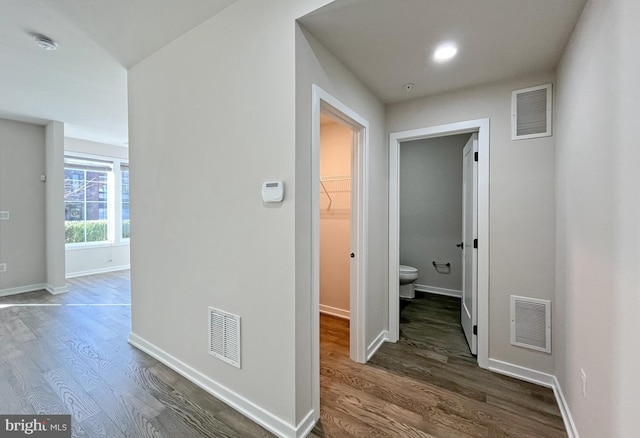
<box><xmin>208</xmin><ymin>307</ymin><xmax>241</xmax><ymax>368</ymax></box>
<box><xmin>510</xmin><ymin>296</ymin><xmax>551</xmax><ymax>353</ymax></box>
<box><xmin>511</xmin><ymin>84</ymin><xmax>552</xmax><ymax>140</ymax></box>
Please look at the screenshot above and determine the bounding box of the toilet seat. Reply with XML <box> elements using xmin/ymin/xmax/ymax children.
<box><xmin>399</xmin><ymin>264</ymin><xmax>418</xmax><ymax>274</ymax></box>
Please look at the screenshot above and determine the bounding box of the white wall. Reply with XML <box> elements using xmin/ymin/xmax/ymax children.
<box><xmin>0</xmin><ymin>119</ymin><xmax>46</xmax><ymax>295</ymax></box>
<box><xmin>64</xmin><ymin>137</ymin><xmax>130</xmax><ymax>277</ymax></box>
<box><xmin>128</xmin><ymin>1</ymin><xmax>332</xmax><ymax>435</ymax></box>
<box><xmin>400</xmin><ymin>134</ymin><xmax>469</xmax><ymax>293</ymax></box>
<box><xmin>319</xmin><ymin>120</ymin><xmax>351</xmax><ymax>317</ymax></box>
<box><xmin>387</xmin><ymin>71</ymin><xmax>557</xmax><ymax>374</ymax></box>
<box><xmin>555</xmin><ymin>0</ymin><xmax>640</xmax><ymax>435</ymax></box>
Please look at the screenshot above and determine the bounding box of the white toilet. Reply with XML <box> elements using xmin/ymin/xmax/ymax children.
<box><xmin>399</xmin><ymin>265</ymin><xmax>419</xmax><ymax>299</ymax></box>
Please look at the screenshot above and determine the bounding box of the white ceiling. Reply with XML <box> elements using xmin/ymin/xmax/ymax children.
<box><xmin>0</xmin><ymin>0</ymin><xmax>236</xmax><ymax>146</ymax></box>
<box><xmin>299</xmin><ymin>0</ymin><xmax>587</xmax><ymax>103</ymax></box>
<box><xmin>0</xmin><ymin>0</ymin><xmax>586</xmax><ymax>146</ymax></box>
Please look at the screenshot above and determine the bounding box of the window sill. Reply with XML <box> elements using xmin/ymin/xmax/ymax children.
<box><xmin>65</xmin><ymin>241</ymin><xmax>130</xmax><ymax>251</ymax></box>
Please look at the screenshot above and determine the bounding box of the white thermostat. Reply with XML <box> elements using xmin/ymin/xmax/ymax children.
<box><xmin>262</xmin><ymin>180</ymin><xmax>284</xmax><ymax>203</ymax></box>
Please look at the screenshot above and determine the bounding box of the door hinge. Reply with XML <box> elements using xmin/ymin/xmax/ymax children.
<box><xmin>474</xmin><ymin>151</ymin><xmax>478</xmax><ymax>162</ymax></box>
<box><xmin>473</xmin><ymin>325</ymin><xmax>478</xmax><ymax>335</ymax></box>
<box><xmin>473</xmin><ymin>238</ymin><xmax>478</xmax><ymax>249</ymax></box>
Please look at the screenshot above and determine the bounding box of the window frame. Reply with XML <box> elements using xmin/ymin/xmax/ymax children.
<box><xmin>64</xmin><ymin>153</ymin><xmax>129</xmax><ymax>248</ymax></box>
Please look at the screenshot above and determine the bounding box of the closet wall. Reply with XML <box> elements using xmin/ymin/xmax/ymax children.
<box><xmin>319</xmin><ymin>118</ymin><xmax>351</xmax><ymax>318</ymax></box>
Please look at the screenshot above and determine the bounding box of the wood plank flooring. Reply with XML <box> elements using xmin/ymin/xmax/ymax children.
<box><xmin>312</xmin><ymin>294</ymin><xmax>567</xmax><ymax>437</ymax></box>
<box><xmin>1</xmin><ymin>273</ymin><xmax>566</xmax><ymax>437</ymax></box>
<box><xmin>0</xmin><ymin>271</ymin><xmax>274</xmax><ymax>438</ymax></box>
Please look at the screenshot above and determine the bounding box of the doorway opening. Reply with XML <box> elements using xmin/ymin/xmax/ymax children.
<box><xmin>311</xmin><ymin>85</ymin><xmax>368</xmax><ymax>414</ymax></box>
<box><xmin>389</xmin><ymin>119</ymin><xmax>489</xmax><ymax>369</ymax></box>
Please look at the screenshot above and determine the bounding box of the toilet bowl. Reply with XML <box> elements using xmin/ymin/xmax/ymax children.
<box><xmin>399</xmin><ymin>264</ymin><xmax>419</xmax><ymax>299</ymax></box>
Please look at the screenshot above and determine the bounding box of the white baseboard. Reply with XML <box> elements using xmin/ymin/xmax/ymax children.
<box><xmin>488</xmin><ymin>358</ymin><xmax>578</xmax><ymax>438</ymax></box>
<box><xmin>551</xmin><ymin>375</ymin><xmax>579</xmax><ymax>438</ymax></box>
<box><xmin>128</xmin><ymin>333</ymin><xmax>308</xmax><ymax>438</ymax></box>
<box><xmin>319</xmin><ymin>304</ymin><xmax>350</xmax><ymax>320</ymax></box>
<box><xmin>415</xmin><ymin>284</ymin><xmax>462</xmax><ymax>298</ymax></box>
<box><xmin>366</xmin><ymin>330</ymin><xmax>389</xmax><ymax>361</ymax></box>
<box><xmin>65</xmin><ymin>264</ymin><xmax>130</xmax><ymax>279</ymax></box>
<box><xmin>0</xmin><ymin>283</ymin><xmax>47</xmax><ymax>297</ymax></box>
<box><xmin>46</xmin><ymin>284</ymin><xmax>69</xmax><ymax>295</ymax></box>
<box><xmin>294</xmin><ymin>409</ymin><xmax>317</xmax><ymax>438</ymax></box>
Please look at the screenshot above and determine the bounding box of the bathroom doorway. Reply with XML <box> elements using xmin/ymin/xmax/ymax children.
<box><xmin>389</xmin><ymin>119</ymin><xmax>490</xmax><ymax>369</ymax></box>
<box><xmin>397</xmin><ymin>133</ymin><xmax>478</xmax><ymax>355</ymax></box>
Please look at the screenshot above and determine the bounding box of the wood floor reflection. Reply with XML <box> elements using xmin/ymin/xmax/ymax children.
<box><xmin>312</xmin><ymin>294</ymin><xmax>567</xmax><ymax>437</ymax></box>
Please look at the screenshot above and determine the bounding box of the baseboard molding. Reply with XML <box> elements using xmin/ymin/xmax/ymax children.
<box><xmin>128</xmin><ymin>333</ymin><xmax>308</xmax><ymax>438</ymax></box>
<box><xmin>366</xmin><ymin>330</ymin><xmax>389</xmax><ymax>361</ymax></box>
<box><xmin>66</xmin><ymin>264</ymin><xmax>130</xmax><ymax>279</ymax></box>
<box><xmin>488</xmin><ymin>358</ymin><xmax>578</xmax><ymax>438</ymax></box>
<box><xmin>414</xmin><ymin>284</ymin><xmax>462</xmax><ymax>298</ymax></box>
<box><xmin>551</xmin><ymin>375</ymin><xmax>579</xmax><ymax>438</ymax></box>
<box><xmin>294</xmin><ymin>409</ymin><xmax>317</xmax><ymax>438</ymax></box>
<box><xmin>319</xmin><ymin>304</ymin><xmax>350</xmax><ymax>320</ymax></box>
<box><xmin>46</xmin><ymin>284</ymin><xmax>69</xmax><ymax>295</ymax></box>
<box><xmin>0</xmin><ymin>283</ymin><xmax>47</xmax><ymax>297</ymax></box>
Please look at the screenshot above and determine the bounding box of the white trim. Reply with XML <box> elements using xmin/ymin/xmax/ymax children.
<box><xmin>0</xmin><ymin>283</ymin><xmax>48</xmax><ymax>297</ymax></box>
<box><xmin>294</xmin><ymin>410</ymin><xmax>317</xmax><ymax>438</ymax></box>
<box><xmin>415</xmin><ymin>284</ymin><xmax>462</xmax><ymax>298</ymax></box>
<box><xmin>366</xmin><ymin>330</ymin><xmax>389</xmax><ymax>361</ymax></box>
<box><xmin>65</xmin><ymin>242</ymin><xmax>130</xmax><ymax>251</ymax></box>
<box><xmin>128</xmin><ymin>333</ymin><xmax>303</xmax><ymax>438</ymax></box>
<box><xmin>65</xmin><ymin>264</ymin><xmax>130</xmax><ymax>279</ymax></box>
<box><xmin>389</xmin><ymin>118</ymin><xmax>490</xmax><ymax>369</ymax></box>
<box><xmin>488</xmin><ymin>358</ymin><xmax>554</xmax><ymax>387</ymax></box>
<box><xmin>488</xmin><ymin>359</ymin><xmax>578</xmax><ymax>438</ymax></box>
<box><xmin>45</xmin><ymin>284</ymin><xmax>68</xmax><ymax>295</ymax></box>
<box><xmin>319</xmin><ymin>304</ymin><xmax>350</xmax><ymax>320</ymax></box>
<box><xmin>552</xmin><ymin>376</ymin><xmax>580</xmax><ymax>438</ymax></box>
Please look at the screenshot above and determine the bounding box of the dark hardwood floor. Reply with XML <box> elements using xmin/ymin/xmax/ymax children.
<box><xmin>312</xmin><ymin>294</ymin><xmax>567</xmax><ymax>438</ymax></box>
<box><xmin>0</xmin><ymin>271</ymin><xmax>274</xmax><ymax>438</ymax></box>
<box><xmin>1</xmin><ymin>273</ymin><xmax>566</xmax><ymax>437</ymax></box>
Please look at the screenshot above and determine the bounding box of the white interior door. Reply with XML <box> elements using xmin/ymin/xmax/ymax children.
<box><xmin>461</xmin><ymin>133</ymin><xmax>478</xmax><ymax>354</ymax></box>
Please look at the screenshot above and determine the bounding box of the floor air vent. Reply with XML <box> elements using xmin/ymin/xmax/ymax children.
<box><xmin>510</xmin><ymin>296</ymin><xmax>551</xmax><ymax>353</ymax></box>
<box><xmin>208</xmin><ymin>307</ymin><xmax>241</xmax><ymax>368</ymax></box>
<box><xmin>511</xmin><ymin>84</ymin><xmax>552</xmax><ymax>140</ymax></box>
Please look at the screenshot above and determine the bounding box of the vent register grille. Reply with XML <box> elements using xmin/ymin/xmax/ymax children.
<box><xmin>208</xmin><ymin>307</ymin><xmax>241</xmax><ymax>368</ymax></box>
<box><xmin>512</xmin><ymin>84</ymin><xmax>552</xmax><ymax>140</ymax></box>
<box><xmin>510</xmin><ymin>296</ymin><xmax>551</xmax><ymax>353</ymax></box>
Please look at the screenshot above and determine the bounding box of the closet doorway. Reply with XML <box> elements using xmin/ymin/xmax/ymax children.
<box><xmin>311</xmin><ymin>85</ymin><xmax>368</xmax><ymax>369</ymax></box>
<box><xmin>319</xmin><ymin>113</ymin><xmax>352</xmax><ymax>321</ymax></box>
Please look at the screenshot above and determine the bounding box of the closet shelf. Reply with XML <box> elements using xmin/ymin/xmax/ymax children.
<box><xmin>319</xmin><ymin>175</ymin><xmax>351</xmax><ymax>193</ymax></box>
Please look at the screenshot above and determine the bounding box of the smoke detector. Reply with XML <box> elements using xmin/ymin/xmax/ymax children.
<box><xmin>33</xmin><ymin>34</ymin><xmax>58</xmax><ymax>51</ymax></box>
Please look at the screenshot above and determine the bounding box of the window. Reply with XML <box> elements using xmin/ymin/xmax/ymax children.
<box><xmin>64</xmin><ymin>155</ymin><xmax>129</xmax><ymax>245</ymax></box>
<box><xmin>121</xmin><ymin>163</ymin><xmax>130</xmax><ymax>239</ymax></box>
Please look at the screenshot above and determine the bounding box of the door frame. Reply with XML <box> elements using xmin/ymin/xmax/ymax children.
<box><xmin>388</xmin><ymin>118</ymin><xmax>489</xmax><ymax>369</ymax></box>
<box><xmin>311</xmin><ymin>84</ymin><xmax>369</xmax><ymax>409</ymax></box>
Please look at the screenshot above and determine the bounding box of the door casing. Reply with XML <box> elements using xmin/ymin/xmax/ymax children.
<box><xmin>311</xmin><ymin>84</ymin><xmax>369</xmax><ymax>415</ymax></box>
<box><xmin>388</xmin><ymin>119</ymin><xmax>489</xmax><ymax>369</ymax></box>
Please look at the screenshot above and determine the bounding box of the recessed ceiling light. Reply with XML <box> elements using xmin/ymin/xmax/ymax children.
<box><xmin>433</xmin><ymin>43</ymin><xmax>457</xmax><ymax>62</ymax></box>
<box><xmin>33</xmin><ymin>34</ymin><xmax>58</xmax><ymax>51</ymax></box>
